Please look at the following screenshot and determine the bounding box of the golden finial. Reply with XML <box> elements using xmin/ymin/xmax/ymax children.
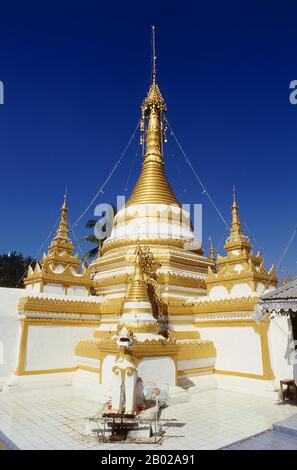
<box><xmin>141</xmin><ymin>26</ymin><xmax>166</xmax><ymax>122</ymax></box>
<box><xmin>232</xmin><ymin>185</ymin><xmax>236</xmax><ymax>206</ymax></box>
<box><xmin>151</xmin><ymin>25</ymin><xmax>157</xmax><ymax>84</ymax></box>
<box><xmin>62</xmin><ymin>184</ymin><xmax>67</xmax><ymax>210</ymax></box>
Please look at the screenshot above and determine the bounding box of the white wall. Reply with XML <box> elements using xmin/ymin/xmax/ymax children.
<box><xmin>177</xmin><ymin>357</ymin><xmax>216</xmax><ymax>371</ymax></box>
<box><xmin>0</xmin><ymin>287</ymin><xmax>25</xmax><ymax>380</ymax></box>
<box><xmin>0</xmin><ymin>287</ymin><xmax>99</xmax><ymax>377</ymax></box>
<box><xmin>68</xmin><ymin>286</ymin><xmax>88</xmax><ymax>296</ymax></box>
<box><xmin>25</xmin><ymin>324</ymin><xmax>95</xmax><ymax>372</ymax></box>
<box><xmin>230</xmin><ymin>283</ymin><xmax>252</xmax><ymax>298</ymax></box>
<box><xmin>138</xmin><ymin>357</ymin><xmax>176</xmax><ymax>386</ymax></box>
<box><xmin>268</xmin><ymin>317</ymin><xmax>294</xmax><ymax>382</ymax></box>
<box><xmin>43</xmin><ymin>283</ymin><xmax>65</xmax><ymax>295</ymax></box>
<box><xmin>209</xmin><ymin>286</ymin><xmax>228</xmax><ymax>300</ymax></box>
<box><xmin>101</xmin><ymin>355</ymin><xmax>115</xmax><ymax>386</ymax></box>
<box><xmin>25</xmin><ymin>282</ymin><xmax>41</xmax><ymax>293</ymax></box>
<box><xmin>200</xmin><ymin>326</ymin><xmax>263</xmax><ymax>375</ymax></box>
<box><xmin>208</xmin><ymin>283</ymin><xmax>255</xmax><ymax>300</ymax></box>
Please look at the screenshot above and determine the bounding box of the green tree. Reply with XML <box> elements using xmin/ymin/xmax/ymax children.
<box><xmin>0</xmin><ymin>252</ymin><xmax>36</xmax><ymax>288</ymax></box>
<box><xmin>82</xmin><ymin>206</ymin><xmax>117</xmax><ymax>263</ymax></box>
<box><xmin>82</xmin><ymin>219</ymin><xmax>102</xmax><ymax>263</ymax></box>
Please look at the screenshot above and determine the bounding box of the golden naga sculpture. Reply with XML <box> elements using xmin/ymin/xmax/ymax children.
<box><xmin>135</xmin><ymin>244</ymin><xmax>168</xmax><ymax>325</ymax></box>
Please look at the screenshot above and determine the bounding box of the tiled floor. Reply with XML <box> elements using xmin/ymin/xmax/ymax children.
<box><xmin>0</xmin><ymin>430</ymin><xmax>17</xmax><ymax>450</ymax></box>
<box><xmin>0</xmin><ymin>386</ymin><xmax>296</xmax><ymax>450</ymax></box>
<box><xmin>223</xmin><ymin>430</ymin><xmax>297</xmax><ymax>450</ymax></box>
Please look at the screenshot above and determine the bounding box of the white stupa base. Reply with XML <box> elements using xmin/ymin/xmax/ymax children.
<box><xmin>215</xmin><ymin>374</ymin><xmax>280</xmax><ymax>399</ymax></box>
<box><xmin>168</xmin><ymin>386</ymin><xmax>190</xmax><ymax>404</ymax></box>
<box><xmin>3</xmin><ymin>372</ymin><xmax>74</xmax><ymax>393</ymax></box>
<box><xmin>2</xmin><ymin>370</ymin><xmax>280</xmax><ymax>401</ymax></box>
<box><xmin>177</xmin><ymin>372</ymin><xmax>280</xmax><ymax>399</ymax></box>
<box><xmin>71</xmin><ymin>369</ymin><xmax>111</xmax><ymax>404</ymax></box>
<box><xmin>178</xmin><ymin>373</ymin><xmax>217</xmax><ymax>394</ymax></box>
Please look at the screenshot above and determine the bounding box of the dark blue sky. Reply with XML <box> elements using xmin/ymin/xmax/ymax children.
<box><xmin>1</xmin><ymin>0</ymin><xmax>297</xmax><ymax>277</ymax></box>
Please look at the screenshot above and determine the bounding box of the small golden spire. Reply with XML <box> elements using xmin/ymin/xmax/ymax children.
<box><xmin>209</xmin><ymin>236</ymin><xmax>216</xmax><ymax>264</ymax></box>
<box><xmin>24</xmin><ymin>191</ymin><xmax>91</xmax><ymax>290</ymax></box>
<box><xmin>56</xmin><ymin>194</ymin><xmax>69</xmax><ymax>240</ymax></box>
<box><xmin>230</xmin><ymin>185</ymin><xmax>243</xmax><ymax>236</ymax></box>
<box><xmin>126</xmin><ymin>245</ymin><xmax>150</xmax><ymax>303</ymax></box>
<box><xmin>120</xmin><ymin>245</ymin><xmax>159</xmax><ymax>335</ymax></box>
<box><xmin>225</xmin><ymin>187</ymin><xmax>251</xmax><ymax>251</ymax></box>
<box><xmin>47</xmin><ymin>194</ymin><xmax>74</xmax><ymax>257</ymax></box>
<box><xmin>127</xmin><ymin>27</ymin><xmax>179</xmax><ymax>207</ymax></box>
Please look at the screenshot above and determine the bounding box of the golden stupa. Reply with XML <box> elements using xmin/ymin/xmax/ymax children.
<box><xmin>74</xmin><ymin>29</ymin><xmax>217</xmax><ymax>388</ymax></box>
<box><xmin>13</xmin><ymin>28</ymin><xmax>281</xmax><ymax>397</ymax></box>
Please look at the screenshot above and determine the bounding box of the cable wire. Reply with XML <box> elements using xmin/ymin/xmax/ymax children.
<box><xmin>71</xmin><ymin>121</ymin><xmax>140</xmax><ymax>228</ymax></box>
<box><xmin>274</xmin><ymin>227</ymin><xmax>297</xmax><ymax>274</ymax></box>
<box><xmin>124</xmin><ymin>142</ymin><xmax>141</xmax><ymax>192</ymax></box>
<box><xmin>15</xmin><ymin>215</ymin><xmax>60</xmax><ymax>287</ymax></box>
<box><xmin>166</xmin><ymin>118</ymin><xmax>229</xmax><ymax>229</ymax></box>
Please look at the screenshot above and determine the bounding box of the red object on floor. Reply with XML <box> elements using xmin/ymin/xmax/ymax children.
<box><xmin>137</xmin><ymin>404</ymin><xmax>146</xmax><ymax>412</ymax></box>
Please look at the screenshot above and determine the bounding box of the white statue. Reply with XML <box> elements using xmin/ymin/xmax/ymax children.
<box><xmin>110</xmin><ymin>328</ymin><xmax>138</xmax><ymax>415</ymax></box>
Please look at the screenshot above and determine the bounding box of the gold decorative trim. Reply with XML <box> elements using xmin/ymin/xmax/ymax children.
<box><xmin>15</xmin><ymin>319</ymin><xmax>28</xmax><ymax>375</ymax></box>
<box><xmin>18</xmin><ymin>367</ymin><xmax>77</xmax><ymax>376</ymax></box>
<box><xmin>215</xmin><ymin>369</ymin><xmax>273</xmax><ymax>381</ymax></box>
<box><xmin>196</xmin><ymin>318</ymin><xmax>256</xmax><ymax>327</ymax></box>
<box><xmin>20</xmin><ymin>318</ymin><xmax>100</xmax><ymax>326</ymax></box>
<box><xmin>101</xmin><ymin>238</ymin><xmax>184</xmax><ymax>255</ymax></box>
<box><xmin>118</xmin><ymin>322</ymin><xmax>159</xmax><ymax>333</ymax></box>
<box><xmin>77</xmin><ymin>364</ymin><xmax>100</xmax><ymax>374</ymax></box>
<box><xmin>253</xmin><ymin>320</ymin><xmax>275</xmax><ymax>380</ymax></box>
<box><xmin>177</xmin><ymin>366</ymin><xmax>214</xmax><ymax>376</ymax></box>
<box><xmin>169</xmin><ymin>331</ymin><xmax>200</xmax><ymax>340</ymax></box>
<box><xmin>177</xmin><ymin>342</ymin><xmax>216</xmax><ymax>360</ymax></box>
<box><xmin>193</xmin><ymin>296</ymin><xmax>257</xmax><ymax>314</ymax></box>
<box><xmin>18</xmin><ymin>296</ymin><xmax>101</xmax><ymax>316</ymax></box>
<box><xmin>112</xmin><ymin>365</ymin><xmax>136</xmax><ymax>382</ymax></box>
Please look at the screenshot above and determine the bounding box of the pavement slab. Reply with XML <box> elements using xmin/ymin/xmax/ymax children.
<box><xmin>0</xmin><ymin>387</ymin><xmax>296</xmax><ymax>450</ymax></box>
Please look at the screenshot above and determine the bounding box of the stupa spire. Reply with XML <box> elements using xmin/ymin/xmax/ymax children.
<box><xmin>24</xmin><ymin>193</ymin><xmax>92</xmax><ymax>293</ymax></box>
<box><xmin>55</xmin><ymin>194</ymin><xmax>70</xmax><ymax>241</ymax></box>
<box><xmin>119</xmin><ymin>244</ymin><xmax>159</xmax><ymax>335</ymax></box>
<box><xmin>151</xmin><ymin>24</ymin><xmax>157</xmax><ymax>85</ymax></box>
<box><xmin>48</xmin><ymin>194</ymin><xmax>74</xmax><ymax>257</ymax></box>
<box><xmin>126</xmin><ymin>247</ymin><xmax>151</xmax><ymax>304</ymax></box>
<box><xmin>209</xmin><ymin>236</ymin><xmax>216</xmax><ymax>264</ymax></box>
<box><xmin>126</xmin><ymin>27</ymin><xmax>180</xmax><ymax>207</ymax></box>
<box><xmin>230</xmin><ymin>186</ymin><xmax>243</xmax><ymax>236</ymax></box>
<box><xmin>225</xmin><ymin>187</ymin><xmax>251</xmax><ymax>252</ymax></box>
